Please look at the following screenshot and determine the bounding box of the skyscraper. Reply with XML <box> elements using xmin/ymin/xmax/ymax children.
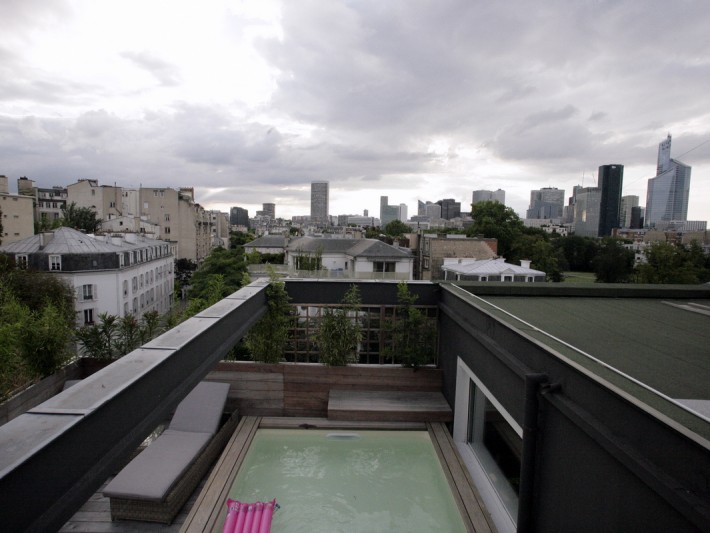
<box><xmin>526</xmin><ymin>187</ymin><xmax>565</xmax><ymax>219</ymax></box>
<box><xmin>437</xmin><ymin>198</ymin><xmax>461</xmax><ymax>220</ymax></box>
<box><xmin>620</xmin><ymin>195</ymin><xmax>639</xmax><ymax>228</ymax></box>
<box><xmin>573</xmin><ymin>187</ymin><xmax>602</xmax><ymax>237</ymax></box>
<box><xmin>262</xmin><ymin>203</ymin><xmax>275</xmax><ymax>220</ymax></box>
<box><xmin>310</xmin><ymin>181</ymin><xmax>329</xmax><ymax>225</ymax></box>
<box><xmin>230</xmin><ymin>207</ymin><xmax>250</xmax><ymax>227</ymax></box>
<box><xmin>598</xmin><ymin>164</ymin><xmax>624</xmax><ymax>236</ymax></box>
<box><xmin>472</xmin><ymin>189</ymin><xmax>505</xmax><ymax>206</ymax></box>
<box><xmin>645</xmin><ymin>135</ymin><xmax>691</xmax><ymax>227</ymax></box>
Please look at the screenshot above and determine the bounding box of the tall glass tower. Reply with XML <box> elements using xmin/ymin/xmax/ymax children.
<box><xmin>310</xmin><ymin>181</ymin><xmax>329</xmax><ymax>226</ymax></box>
<box><xmin>645</xmin><ymin>135</ymin><xmax>691</xmax><ymax>227</ymax></box>
<box><xmin>598</xmin><ymin>164</ymin><xmax>624</xmax><ymax>236</ymax></box>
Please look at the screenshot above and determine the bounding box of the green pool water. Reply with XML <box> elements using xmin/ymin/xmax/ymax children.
<box><xmin>222</xmin><ymin>429</ymin><xmax>467</xmax><ymax>533</ymax></box>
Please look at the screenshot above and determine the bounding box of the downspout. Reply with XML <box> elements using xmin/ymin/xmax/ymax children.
<box><xmin>517</xmin><ymin>373</ymin><xmax>550</xmax><ymax>533</ymax></box>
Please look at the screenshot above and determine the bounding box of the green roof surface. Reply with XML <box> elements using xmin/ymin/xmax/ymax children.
<box><xmin>469</xmin><ymin>292</ymin><xmax>710</xmax><ymax>441</ymax></box>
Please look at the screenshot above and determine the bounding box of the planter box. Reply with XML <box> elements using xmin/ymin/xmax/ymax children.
<box><xmin>207</xmin><ymin>362</ymin><xmax>443</xmax><ymax>418</ymax></box>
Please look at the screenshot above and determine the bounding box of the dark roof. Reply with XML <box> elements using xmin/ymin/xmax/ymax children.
<box><xmin>244</xmin><ymin>235</ymin><xmax>287</xmax><ymax>249</ymax></box>
<box><xmin>346</xmin><ymin>239</ymin><xmax>412</xmax><ymax>259</ymax></box>
<box><xmin>286</xmin><ymin>236</ymin><xmax>412</xmax><ymax>259</ymax></box>
<box><xmin>467</xmin><ymin>289</ymin><xmax>710</xmax><ymax>440</ymax></box>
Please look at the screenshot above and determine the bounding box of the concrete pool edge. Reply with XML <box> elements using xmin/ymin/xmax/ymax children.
<box><xmin>180</xmin><ymin>416</ymin><xmax>495</xmax><ymax>533</ymax></box>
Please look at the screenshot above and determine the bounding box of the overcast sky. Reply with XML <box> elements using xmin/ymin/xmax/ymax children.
<box><xmin>2</xmin><ymin>0</ymin><xmax>709</xmax><ymax>222</ymax></box>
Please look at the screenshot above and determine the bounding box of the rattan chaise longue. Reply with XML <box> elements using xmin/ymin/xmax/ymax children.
<box><xmin>103</xmin><ymin>381</ymin><xmax>238</xmax><ymax>524</ymax></box>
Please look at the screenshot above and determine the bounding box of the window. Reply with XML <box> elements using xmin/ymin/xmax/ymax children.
<box><xmin>82</xmin><ymin>284</ymin><xmax>94</xmax><ymax>301</ymax></box>
<box><xmin>454</xmin><ymin>359</ymin><xmax>522</xmax><ymax>532</ymax></box>
<box><xmin>49</xmin><ymin>255</ymin><xmax>61</xmax><ymax>271</ymax></box>
<box><xmin>373</xmin><ymin>261</ymin><xmax>396</xmax><ymax>273</ymax></box>
<box><xmin>140</xmin><ymin>274</ymin><xmax>144</xmax><ymax>288</ymax></box>
<box><xmin>16</xmin><ymin>255</ymin><xmax>28</xmax><ymax>269</ymax></box>
<box><xmin>119</xmin><ymin>253</ymin><xmax>124</xmax><ymax>267</ymax></box>
<box><xmin>83</xmin><ymin>308</ymin><xmax>94</xmax><ymax>325</ymax></box>
<box><xmin>164</xmin><ymin>227</ymin><xmax>171</xmax><ymax>234</ymax></box>
<box><xmin>164</xmin><ymin>214</ymin><xmax>170</xmax><ymax>222</ymax></box>
<box><xmin>132</xmin><ymin>276</ymin><xmax>138</xmax><ymax>292</ymax></box>
<box><xmin>503</xmin><ymin>275</ymin><xmax>513</xmax><ymax>282</ymax></box>
<box><xmin>123</xmin><ymin>280</ymin><xmax>128</xmax><ymax>297</ymax></box>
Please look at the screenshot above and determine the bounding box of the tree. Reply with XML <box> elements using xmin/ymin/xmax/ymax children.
<box><xmin>315</xmin><ymin>285</ymin><xmax>363</xmax><ymax>366</ymax></box>
<box><xmin>637</xmin><ymin>242</ymin><xmax>709</xmax><ymax>284</ymax></box>
<box><xmin>508</xmin><ymin>233</ymin><xmax>565</xmax><ymax>281</ymax></box>
<box><xmin>554</xmin><ymin>235</ymin><xmax>600</xmax><ymax>272</ymax></box>
<box><xmin>0</xmin><ymin>206</ymin><xmax>3</xmax><ymax>245</ymax></box>
<box><xmin>244</xmin><ymin>269</ymin><xmax>292</xmax><ymax>363</ymax></box>
<box><xmin>383</xmin><ymin>219</ymin><xmax>410</xmax><ymax>237</ymax></box>
<box><xmin>593</xmin><ymin>238</ymin><xmax>635</xmax><ymax>283</ymax></box>
<box><xmin>60</xmin><ymin>202</ymin><xmax>102</xmax><ymax>233</ymax></box>
<box><xmin>467</xmin><ymin>201</ymin><xmax>525</xmax><ymax>258</ymax></box>
<box><xmin>383</xmin><ymin>282</ymin><xmax>436</xmax><ymax>368</ymax></box>
<box><xmin>188</xmin><ymin>247</ymin><xmax>248</xmax><ymax>302</ymax></box>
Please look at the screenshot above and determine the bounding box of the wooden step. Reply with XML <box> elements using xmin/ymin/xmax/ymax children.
<box><xmin>328</xmin><ymin>390</ymin><xmax>453</xmax><ymax>422</ymax></box>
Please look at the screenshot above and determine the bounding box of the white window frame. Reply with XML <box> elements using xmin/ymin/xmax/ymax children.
<box><xmin>16</xmin><ymin>254</ymin><xmax>28</xmax><ymax>269</ymax></box>
<box><xmin>49</xmin><ymin>255</ymin><xmax>62</xmax><ymax>271</ymax></box>
<box><xmin>82</xmin><ymin>284</ymin><xmax>94</xmax><ymax>301</ymax></box>
<box><xmin>454</xmin><ymin>357</ymin><xmax>521</xmax><ymax>533</ymax></box>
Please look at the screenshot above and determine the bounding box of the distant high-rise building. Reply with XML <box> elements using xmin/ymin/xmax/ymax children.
<box><xmin>620</xmin><ymin>195</ymin><xmax>639</xmax><ymax>228</ymax></box>
<box><xmin>230</xmin><ymin>207</ymin><xmax>249</xmax><ymax>227</ymax></box>
<box><xmin>526</xmin><ymin>187</ymin><xmax>565</xmax><ymax>219</ymax></box>
<box><xmin>437</xmin><ymin>198</ymin><xmax>461</xmax><ymax>220</ymax></box>
<box><xmin>310</xmin><ymin>181</ymin><xmax>329</xmax><ymax>225</ymax></box>
<box><xmin>630</xmin><ymin>206</ymin><xmax>644</xmax><ymax>229</ymax></box>
<box><xmin>645</xmin><ymin>134</ymin><xmax>691</xmax><ymax>227</ymax></box>
<box><xmin>573</xmin><ymin>187</ymin><xmax>602</xmax><ymax>237</ymax></box>
<box><xmin>399</xmin><ymin>204</ymin><xmax>408</xmax><ymax>222</ymax></box>
<box><xmin>262</xmin><ymin>203</ymin><xmax>275</xmax><ymax>219</ymax></box>
<box><xmin>472</xmin><ymin>189</ymin><xmax>505</xmax><ymax>207</ymax></box>
<box><xmin>598</xmin><ymin>164</ymin><xmax>624</xmax><ymax>236</ymax></box>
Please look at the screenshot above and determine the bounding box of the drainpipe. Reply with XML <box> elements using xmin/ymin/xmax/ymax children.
<box><xmin>517</xmin><ymin>373</ymin><xmax>550</xmax><ymax>533</ymax></box>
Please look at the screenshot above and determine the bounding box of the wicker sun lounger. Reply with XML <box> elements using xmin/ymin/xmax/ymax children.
<box><xmin>103</xmin><ymin>381</ymin><xmax>237</xmax><ymax>524</ymax></box>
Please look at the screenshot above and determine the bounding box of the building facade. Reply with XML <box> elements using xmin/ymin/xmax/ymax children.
<box><xmin>417</xmin><ymin>233</ymin><xmax>498</xmax><ymax>280</ymax></box>
<box><xmin>573</xmin><ymin>187</ymin><xmax>602</xmax><ymax>237</ymax></box>
<box><xmin>472</xmin><ymin>189</ymin><xmax>505</xmax><ymax>206</ymax></box>
<box><xmin>526</xmin><ymin>187</ymin><xmax>565</xmax><ymax>220</ymax></box>
<box><xmin>310</xmin><ymin>181</ymin><xmax>329</xmax><ymax>226</ymax></box>
<box><xmin>620</xmin><ymin>195</ymin><xmax>639</xmax><ymax>228</ymax></box>
<box><xmin>67</xmin><ymin>179</ymin><xmax>122</xmax><ymax>221</ymax></box>
<box><xmin>645</xmin><ymin>134</ymin><xmax>691</xmax><ymax>227</ymax></box>
<box><xmin>0</xmin><ymin>176</ymin><xmax>35</xmax><ymax>245</ymax></box>
<box><xmin>598</xmin><ymin>164</ymin><xmax>624</xmax><ymax>236</ymax></box>
<box><xmin>0</xmin><ymin>227</ymin><xmax>174</xmax><ymax>325</ymax></box>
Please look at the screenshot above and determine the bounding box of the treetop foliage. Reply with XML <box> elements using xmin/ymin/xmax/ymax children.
<box><xmin>60</xmin><ymin>202</ymin><xmax>102</xmax><ymax>233</ymax></box>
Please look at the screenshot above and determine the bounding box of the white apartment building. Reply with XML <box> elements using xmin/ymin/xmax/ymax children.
<box><xmin>0</xmin><ymin>227</ymin><xmax>174</xmax><ymax>326</ymax></box>
<box><xmin>0</xmin><ymin>175</ymin><xmax>35</xmax><ymax>245</ymax></box>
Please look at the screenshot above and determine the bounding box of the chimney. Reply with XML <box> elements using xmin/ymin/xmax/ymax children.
<box><xmin>39</xmin><ymin>232</ymin><xmax>54</xmax><ymax>250</ymax></box>
<box><xmin>520</xmin><ymin>259</ymin><xmax>532</xmax><ymax>269</ymax></box>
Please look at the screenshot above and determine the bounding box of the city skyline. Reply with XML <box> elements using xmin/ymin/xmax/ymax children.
<box><xmin>1</xmin><ymin>1</ymin><xmax>709</xmax><ymax>222</ymax></box>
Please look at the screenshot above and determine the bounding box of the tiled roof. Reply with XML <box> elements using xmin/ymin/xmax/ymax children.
<box><xmin>0</xmin><ymin>227</ymin><xmax>159</xmax><ymax>254</ymax></box>
<box><xmin>286</xmin><ymin>236</ymin><xmax>412</xmax><ymax>258</ymax></box>
<box><xmin>244</xmin><ymin>235</ymin><xmax>287</xmax><ymax>249</ymax></box>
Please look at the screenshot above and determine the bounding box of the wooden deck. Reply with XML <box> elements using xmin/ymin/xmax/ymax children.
<box><xmin>428</xmin><ymin>422</ymin><xmax>497</xmax><ymax>533</ymax></box>
<box><xmin>328</xmin><ymin>389</ymin><xmax>453</xmax><ymax>422</ymax></box>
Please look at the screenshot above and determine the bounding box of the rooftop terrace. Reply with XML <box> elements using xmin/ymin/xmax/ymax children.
<box><xmin>1</xmin><ymin>280</ymin><xmax>708</xmax><ymax>532</ymax></box>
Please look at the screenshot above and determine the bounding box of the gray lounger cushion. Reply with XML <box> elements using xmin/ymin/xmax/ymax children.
<box><xmin>103</xmin><ymin>430</ymin><xmax>212</xmax><ymax>501</ymax></box>
<box><xmin>168</xmin><ymin>381</ymin><xmax>230</xmax><ymax>434</ymax></box>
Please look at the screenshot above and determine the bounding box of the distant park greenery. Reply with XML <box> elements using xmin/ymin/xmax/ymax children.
<box><xmin>467</xmin><ymin>200</ymin><xmax>710</xmax><ymax>284</ymax></box>
<box><xmin>0</xmin><ymin>258</ymin><xmax>75</xmax><ymax>400</ymax></box>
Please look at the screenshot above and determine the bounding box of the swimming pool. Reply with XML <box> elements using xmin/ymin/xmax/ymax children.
<box><xmin>223</xmin><ymin>428</ymin><xmax>468</xmax><ymax>533</ymax></box>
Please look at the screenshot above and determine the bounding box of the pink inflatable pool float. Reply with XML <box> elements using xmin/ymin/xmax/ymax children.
<box><xmin>223</xmin><ymin>498</ymin><xmax>278</xmax><ymax>533</ymax></box>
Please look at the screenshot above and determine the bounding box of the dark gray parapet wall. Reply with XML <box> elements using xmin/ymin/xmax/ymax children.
<box><xmin>0</xmin><ymin>281</ymin><xmax>269</xmax><ymax>533</ymax></box>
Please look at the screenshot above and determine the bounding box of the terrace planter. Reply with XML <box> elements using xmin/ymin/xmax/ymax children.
<box><xmin>207</xmin><ymin>361</ymin><xmax>443</xmax><ymax>418</ymax></box>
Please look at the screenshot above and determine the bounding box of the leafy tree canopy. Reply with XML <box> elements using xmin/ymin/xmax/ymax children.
<box><xmin>383</xmin><ymin>219</ymin><xmax>411</xmax><ymax>237</ymax></box>
<box><xmin>60</xmin><ymin>202</ymin><xmax>102</xmax><ymax>233</ymax></box>
<box><xmin>187</xmin><ymin>247</ymin><xmax>248</xmax><ymax>303</ymax></box>
<box><xmin>466</xmin><ymin>201</ymin><xmax>525</xmax><ymax>258</ymax></box>
<box><xmin>593</xmin><ymin>238</ymin><xmax>635</xmax><ymax>283</ymax></box>
<box><xmin>637</xmin><ymin>241</ymin><xmax>710</xmax><ymax>284</ymax></box>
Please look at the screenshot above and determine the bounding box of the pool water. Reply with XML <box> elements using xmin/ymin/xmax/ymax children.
<box><xmin>223</xmin><ymin>429</ymin><xmax>467</xmax><ymax>533</ymax></box>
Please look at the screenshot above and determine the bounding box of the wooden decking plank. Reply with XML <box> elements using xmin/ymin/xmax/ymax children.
<box><xmin>428</xmin><ymin>422</ymin><xmax>496</xmax><ymax>533</ymax></box>
<box><xmin>180</xmin><ymin>416</ymin><xmax>260</xmax><ymax>532</ymax></box>
<box><xmin>328</xmin><ymin>390</ymin><xmax>453</xmax><ymax>422</ymax></box>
